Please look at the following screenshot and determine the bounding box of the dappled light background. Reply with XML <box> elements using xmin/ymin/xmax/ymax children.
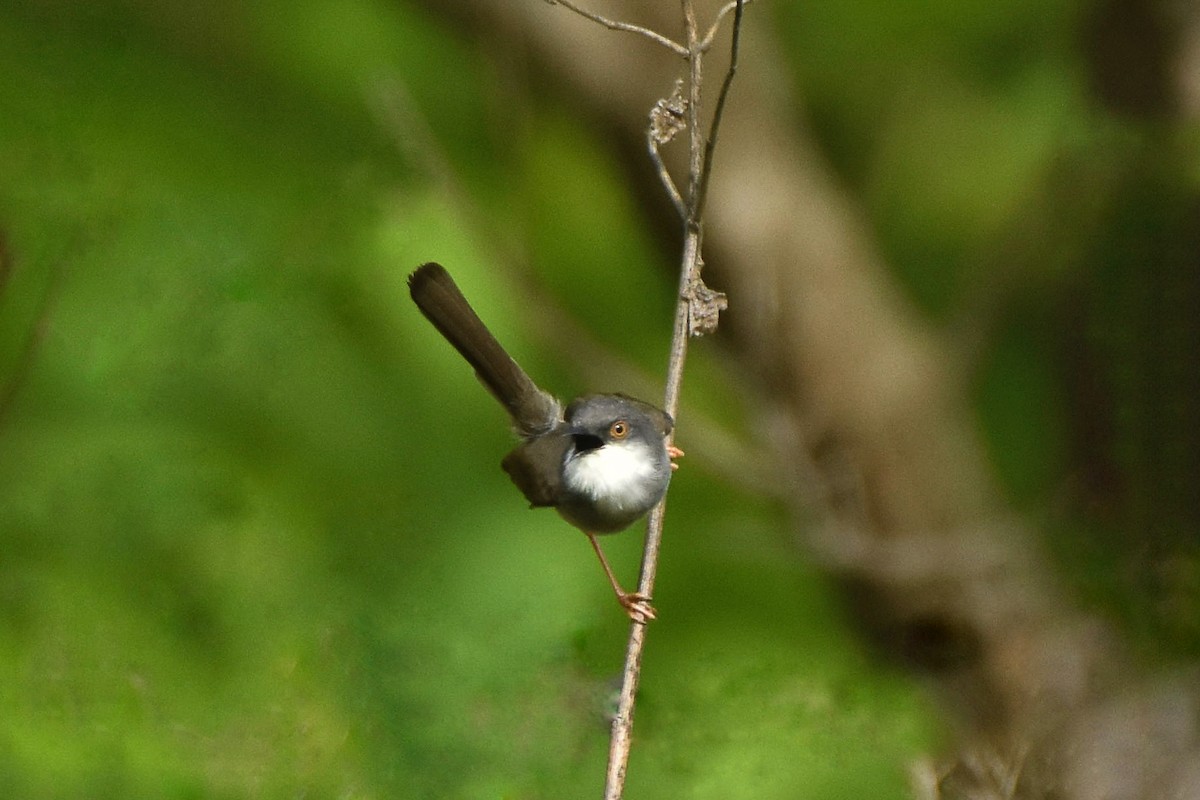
<box><xmin>1</xmin><ymin>1</ymin><xmax>1197</xmax><ymax>798</ymax></box>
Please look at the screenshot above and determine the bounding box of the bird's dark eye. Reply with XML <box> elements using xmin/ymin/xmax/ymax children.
<box><xmin>609</xmin><ymin>420</ymin><xmax>629</xmax><ymax>440</ymax></box>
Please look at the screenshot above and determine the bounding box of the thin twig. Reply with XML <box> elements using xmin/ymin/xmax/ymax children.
<box><xmin>649</xmin><ymin>134</ymin><xmax>686</xmax><ymax>217</ymax></box>
<box><xmin>693</xmin><ymin>0</ymin><xmax>743</xmax><ymax>222</ymax></box>
<box><xmin>647</xmin><ymin>82</ymin><xmax>689</xmax><ymax>218</ymax></box>
<box><xmin>604</xmin><ymin>226</ymin><xmax>701</xmax><ymax>800</ymax></box>
<box><xmin>682</xmin><ymin>1</ymin><xmax>705</xmax><ymax>210</ymax></box>
<box><xmin>547</xmin><ymin>0</ymin><xmax>688</xmax><ymax>56</ymax></box>
<box><xmin>699</xmin><ymin>0</ymin><xmax>754</xmax><ymax>51</ymax></box>
<box><xmin>603</xmin><ymin>2</ymin><xmax>744</xmax><ymax>796</ymax></box>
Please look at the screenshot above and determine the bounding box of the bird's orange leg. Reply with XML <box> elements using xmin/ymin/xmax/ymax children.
<box><xmin>586</xmin><ymin>532</ymin><xmax>656</xmax><ymax>624</ymax></box>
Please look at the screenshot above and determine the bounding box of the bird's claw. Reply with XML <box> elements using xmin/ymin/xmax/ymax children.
<box><xmin>667</xmin><ymin>444</ymin><xmax>684</xmax><ymax>471</ymax></box>
<box><xmin>618</xmin><ymin>592</ymin><xmax>657</xmax><ymax>624</ymax></box>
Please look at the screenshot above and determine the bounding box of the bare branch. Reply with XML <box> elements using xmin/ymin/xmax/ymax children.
<box><xmin>647</xmin><ymin>81</ymin><xmax>688</xmax><ymax>217</ymax></box>
<box><xmin>649</xmin><ymin>136</ymin><xmax>686</xmax><ymax>218</ymax></box>
<box><xmin>699</xmin><ymin>0</ymin><xmax>754</xmax><ymax>52</ymax></box>
<box><xmin>682</xmin><ymin>0</ymin><xmax>704</xmax><ymax>209</ymax></box>
<box><xmin>605</xmin><ymin>0</ymin><xmax>744</xmax><ymax>793</ymax></box>
<box><xmin>545</xmin><ymin>0</ymin><xmax>688</xmax><ymax>56</ymax></box>
<box><xmin>693</xmin><ymin>0</ymin><xmax>744</xmax><ymax>223</ymax></box>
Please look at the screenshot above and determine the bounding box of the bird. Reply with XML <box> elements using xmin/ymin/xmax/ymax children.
<box><xmin>408</xmin><ymin>262</ymin><xmax>681</xmax><ymax>622</ymax></box>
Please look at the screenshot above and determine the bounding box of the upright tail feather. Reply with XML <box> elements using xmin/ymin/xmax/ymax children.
<box><xmin>408</xmin><ymin>263</ymin><xmax>561</xmax><ymax>436</ymax></box>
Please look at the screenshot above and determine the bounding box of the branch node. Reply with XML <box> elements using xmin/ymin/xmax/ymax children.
<box><xmin>649</xmin><ymin>80</ymin><xmax>688</xmax><ymax>145</ymax></box>
<box><xmin>685</xmin><ymin>266</ymin><xmax>728</xmax><ymax>337</ymax></box>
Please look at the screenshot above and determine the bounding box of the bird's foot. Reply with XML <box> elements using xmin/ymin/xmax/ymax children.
<box><xmin>617</xmin><ymin>592</ymin><xmax>657</xmax><ymax>624</ymax></box>
<box><xmin>667</xmin><ymin>444</ymin><xmax>684</xmax><ymax>471</ymax></box>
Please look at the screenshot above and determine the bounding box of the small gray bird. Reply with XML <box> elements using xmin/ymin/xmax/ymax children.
<box><xmin>408</xmin><ymin>263</ymin><xmax>681</xmax><ymax>622</ymax></box>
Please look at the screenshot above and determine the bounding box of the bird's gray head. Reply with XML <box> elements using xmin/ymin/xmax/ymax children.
<box><xmin>556</xmin><ymin>394</ymin><xmax>673</xmax><ymax>533</ymax></box>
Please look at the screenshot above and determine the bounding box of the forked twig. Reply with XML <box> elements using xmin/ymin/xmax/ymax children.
<box><xmin>599</xmin><ymin>2</ymin><xmax>745</xmax><ymax>798</ymax></box>
<box><xmin>699</xmin><ymin>0</ymin><xmax>754</xmax><ymax>51</ymax></box>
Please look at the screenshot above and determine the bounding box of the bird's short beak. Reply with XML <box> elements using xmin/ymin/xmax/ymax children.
<box><xmin>569</xmin><ymin>429</ymin><xmax>605</xmax><ymax>453</ymax></box>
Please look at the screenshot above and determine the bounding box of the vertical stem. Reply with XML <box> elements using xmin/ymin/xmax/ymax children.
<box><xmin>683</xmin><ymin>3</ymin><xmax>705</xmax><ymax>217</ymax></box>
<box><xmin>603</xmin><ymin>223</ymin><xmax>701</xmax><ymax>800</ymax></box>
<box><xmin>603</xmin><ymin>5</ymin><xmax>706</xmax><ymax>796</ymax></box>
<box><xmin>603</xmin><ymin>611</ymin><xmax>645</xmax><ymax>797</ymax></box>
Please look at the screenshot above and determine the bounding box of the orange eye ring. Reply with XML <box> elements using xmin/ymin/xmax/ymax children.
<box><xmin>609</xmin><ymin>420</ymin><xmax>629</xmax><ymax>440</ymax></box>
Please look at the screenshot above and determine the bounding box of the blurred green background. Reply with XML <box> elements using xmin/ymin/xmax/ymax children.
<box><xmin>0</xmin><ymin>1</ymin><xmax>1196</xmax><ymax>798</ymax></box>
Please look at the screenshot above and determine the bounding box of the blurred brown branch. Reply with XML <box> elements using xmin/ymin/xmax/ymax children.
<box><xmin>414</xmin><ymin>0</ymin><xmax>1200</xmax><ymax>797</ymax></box>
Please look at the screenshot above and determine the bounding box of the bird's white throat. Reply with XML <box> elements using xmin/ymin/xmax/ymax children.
<box><xmin>563</xmin><ymin>440</ymin><xmax>659</xmax><ymax>513</ymax></box>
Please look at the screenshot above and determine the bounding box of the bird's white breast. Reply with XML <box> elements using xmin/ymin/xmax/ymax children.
<box><xmin>562</xmin><ymin>440</ymin><xmax>659</xmax><ymax>514</ymax></box>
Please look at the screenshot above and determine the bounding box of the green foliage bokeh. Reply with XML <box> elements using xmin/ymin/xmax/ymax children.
<box><xmin>10</xmin><ymin>0</ymin><xmax>1198</xmax><ymax>796</ymax></box>
<box><xmin>17</xmin><ymin>0</ymin><xmax>1195</xmax><ymax>796</ymax></box>
<box><xmin>0</xmin><ymin>3</ymin><xmax>939</xmax><ymax>798</ymax></box>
